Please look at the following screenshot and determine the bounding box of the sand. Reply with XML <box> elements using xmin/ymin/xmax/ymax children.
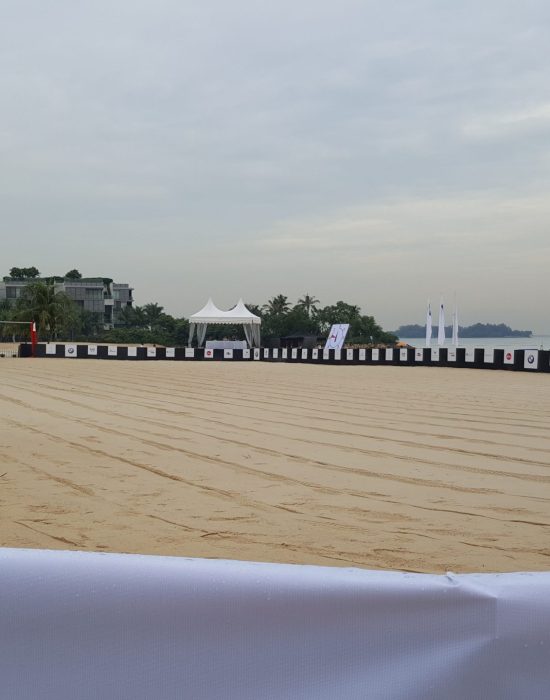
<box><xmin>1</xmin><ymin>356</ymin><xmax>549</xmax><ymax>573</ymax></box>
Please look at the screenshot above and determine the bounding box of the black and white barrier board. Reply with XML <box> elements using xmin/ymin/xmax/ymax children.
<box><xmin>19</xmin><ymin>343</ymin><xmax>550</xmax><ymax>373</ymax></box>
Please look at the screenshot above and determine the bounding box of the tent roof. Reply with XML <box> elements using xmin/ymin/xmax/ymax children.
<box><xmin>189</xmin><ymin>298</ymin><xmax>261</xmax><ymax>325</ymax></box>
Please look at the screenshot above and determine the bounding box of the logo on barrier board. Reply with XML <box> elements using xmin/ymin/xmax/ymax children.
<box><xmin>224</xmin><ymin>349</ymin><xmax>234</xmax><ymax>359</ymax></box>
<box><xmin>301</xmin><ymin>349</ymin><xmax>308</xmax><ymax>359</ymax></box>
<box><xmin>505</xmin><ymin>351</ymin><xmax>513</xmax><ymax>362</ymax></box>
<box><xmin>253</xmin><ymin>348</ymin><xmax>260</xmax><ymax>360</ymax></box>
<box><xmin>312</xmin><ymin>349</ymin><xmax>319</xmax><ymax>360</ymax></box>
<box><xmin>166</xmin><ymin>348</ymin><xmax>175</xmax><ymax>358</ymax></box>
<box><xmin>88</xmin><ymin>345</ymin><xmax>97</xmax><ymax>356</ymax></box>
<box><xmin>359</xmin><ymin>349</ymin><xmax>366</xmax><ymax>361</ymax></box>
<box><xmin>385</xmin><ymin>348</ymin><xmax>393</xmax><ymax>361</ymax></box>
<box><xmin>372</xmin><ymin>349</ymin><xmax>379</xmax><ymax>361</ymax></box>
<box><xmin>205</xmin><ymin>349</ymin><xmax>214</xmax><ymax>359</ymax></box>
<box><xmin>185</xmin><ymin>348</ymin><xmax>195</xmax><ymax>358</ymax></box>
<box><xmin>346</xmin><ymin>349</ymin><xmax>353</xmax><ymax>361</ymax></box>
<box><xmin>524</xmin><ymin>351</ymin><xmax>538</xmax><ymax>369</ymax></box>
<box><xmin>65</xmin><ymin>344</ymin><xmax>77</xmax><ymax>357</ymax></box>
<box><xmin>108</xmin><ymin>346</ymin><xmax>117</xmax><ymax>356</ymax></box>
<box><xmin>415</xmin><ymin>349</ymin><xmax>423</xmax><ymax>361</ymax></box>
<box><xmin>147</xmin><ymin>347</ymin><xmax>156</xmax><ymax>358</ymax></box>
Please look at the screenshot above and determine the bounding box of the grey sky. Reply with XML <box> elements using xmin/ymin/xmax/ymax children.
<box><xmin>2</xmin><ymin>1</ymin><xmax>549</xmax><ymax>331</ymax></box>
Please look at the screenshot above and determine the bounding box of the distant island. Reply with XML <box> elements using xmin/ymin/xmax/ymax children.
<box><xmin>394</xmin><ymin>323</ymin><xmax>532</xmax><ymax>338</ymax></box>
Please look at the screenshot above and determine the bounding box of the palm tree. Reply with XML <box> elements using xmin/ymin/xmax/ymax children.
<box><xmin>142</xmin><ymin>302</ymin><xmax>164</xmax><ymax>328</ymax></box>
<box><xmin>14</xmin><ymin>281</ymin><xmax>76</xmax><ymax>339</ymax></box>
<box><xmin>263</xmin><ymin>294</ymin><xmax>291</xmax><ymax>316</ymax></box>
<box><xmin>295</xmin><ymin>293</ymin><xmax>319</xmax><ymax>317</ymax></box>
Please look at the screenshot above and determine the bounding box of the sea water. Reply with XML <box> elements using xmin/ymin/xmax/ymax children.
<box><xmin>398</xmin><ymin>336</ymin><xmax>550</xmax><ymax>351</ymax></box>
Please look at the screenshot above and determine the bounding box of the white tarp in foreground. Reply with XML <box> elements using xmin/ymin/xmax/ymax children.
<box><xmin>1</xmin><ymin>548</ymin><xmax>550</xmax><ymax>700</ymax></box>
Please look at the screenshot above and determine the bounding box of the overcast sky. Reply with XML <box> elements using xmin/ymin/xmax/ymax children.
<box><xmin>2</xmin><ymin>1</ymin><xmax>549</xmax><ymax>331</ymax></box>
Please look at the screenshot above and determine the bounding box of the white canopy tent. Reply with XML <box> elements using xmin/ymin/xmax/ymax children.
<box><xmin>188</xmin><ymin>299</ymin><xmax>261</xmax><ymax>348</ymax></box>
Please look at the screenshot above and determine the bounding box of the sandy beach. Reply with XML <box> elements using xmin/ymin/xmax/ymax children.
<box><xmin>1</xmin><ymin>356</ymin><xmax>549</xmax><ymax>573</ymax></box>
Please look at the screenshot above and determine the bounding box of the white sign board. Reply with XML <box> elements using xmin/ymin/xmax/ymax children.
<box><xmin>504</xmin><ymin>350</ymin><xmax>515</xmax><ymax>365</ymax></box>
<box><xmin>204</xmin><ymin>348</ymin><xmax>214</xmax><ymax>359</ymax></box>
<box><xmin>128</xmin><ymin>346</ymin><xmax>137</xmax><ymax>357</ymax></box>
<box><xmin>263</xmin><ymin>349</ymin><xmax>269</xmax><ymax>359</ymax></box>
<box><xmin>224</xmin><ymin>349</ymin><xmax>234</xmax><ymax>359</ymax></box>
<box><xmin>484</xmin><ymin>349</ymin><xmax>494</xmax><ymax>364</ymax></box>
<box><xmin>324</xmin><ymin>324</ymin><xmax>349</xmax><ymax>351</ymax></box>
<box><xmin>447</xmin><ymin>348</ymin><xmax>457</xmax><ymax>362</ymax></box>
<box><xmin>185</xmin><ymin>348</ymin><xmax>195</xmax><ymax>358</ymax></box>
<box><xmin>166</xmin><ymin>347</ymin><xmax>175</xmax><ymax>358</ymax></box>
<box><xmin>281</xmin><ymin>349</ymin><xmax>287</xmax><ymax>359</ymax></box>
<box><xmin>107</xmin><ymin>346</ymin><xmax>118</xmax><ymax>357</ymax></box>
<box><xmin>415</xmin><ymin>348</ymin><xmax>423</xmax><ymax>362</ymax></box>
<box><xmin>323</xmin><ymin>350</ymin><xmax>329</xmax><ymax>360</ymax></box>
<box><xmin>524</xmin><ymin>350</ymin><xmax>538</xmax><ymax>370</ymax></box>
<box><xmin>346</xmin><ymin>349</ymin><xmax>354</xmax><ymax>361</ymax></box>
<box><xmin>87</xmin><ymin>345</ymin><xmax>97</xmax><ymax>356</ymax></box>
<box><xmin>359</xmin><ymin>349</ymin><xmax>366</xmax><ymax>361</ymax></box>
<box><xmin>253</xmin><ymin>348</ymin><xmax>260</xmax><ymax>360</ymax></box>
<box><xmin>45</xmin><ymin>343</ymin><xmax>56</xmax><ymax>355</ymax></box>
<box><xmin>334</xmin><ymin>350</ymin><xmax>341</xmax><ymax>361</ymax></box>
<box><xmin>372</xmin><ymin>349</ymin><xmax>379</xmax><ymax>361</ymax></box>
<box><xmin>465</xmin><ymin>348</ymin><xmax>475</xmax><ymax>363</ymax></box>
<box><xmin>385</xmin><ymin>348</ymin><xmax>393</xmax><ymax>361</ymax></box>
<box><xmin>311</xmin><ymin>349</ymin><xmax>318</xmax><ymax>360</ymax></box>
<box><xmin>65</xmin><ymin>344</ymin><xmax>77</xmax><ymax>358</ymax></box>
<box><xmin>291</xmin><ymin>349</ymin><xmax>298</xmax><ymax>359</ymax></box>
<box><xmin>146</xmin><ymin>347</ymin><xmax>156</xmax><ymax>358</ymax></box>
<box><xmin>431</xmin><ymin>348</ymin><xmax>440</xmax><ymax>362</ymax></box>
<box><xmin>242</xmin><ymin>349</ymin><xmax>251</xmax><ymax>359</ymax></box>
<box><xmin>301</xmin><ymin>349</ymin><xmax>308</xmax><ymax>360</ymax></box>
<box><xmin>399</xmin><ymin>348</ymin><xmax>408</xmax><ymax>361</ymax></box>
<box><xmin>272</xmin><ymin>349</ymin><xmax>279</xmax><ymax>359</ymax></box>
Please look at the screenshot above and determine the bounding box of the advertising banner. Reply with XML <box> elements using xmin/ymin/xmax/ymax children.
<box><xmin>324</xmin><ymin>324</ymin><xmax>349</xmax><ymax>351</ymax></box>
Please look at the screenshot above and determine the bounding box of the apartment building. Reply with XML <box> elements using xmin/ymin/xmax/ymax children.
<box><xmin>0</xmin><ymin>277</ymin><xmax>134</xmax><ymax>329</ymax></box>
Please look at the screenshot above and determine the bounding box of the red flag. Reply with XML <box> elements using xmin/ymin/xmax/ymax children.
<box><xmin>30</xmin><ymin>321</ymin><xmax>38</xmax><ymax>357</ymax></box>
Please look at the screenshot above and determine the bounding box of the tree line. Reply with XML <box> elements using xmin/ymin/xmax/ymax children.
<box><xmin>1</xmin><ymin>269</ymin><xmax>397</xmax><ymax>346</ymax></box>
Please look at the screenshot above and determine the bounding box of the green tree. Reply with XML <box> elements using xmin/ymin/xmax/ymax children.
<box><xmin>263</xmin><ymin>294</ymin><xmax>291</xmax><ymax>316</ymax></box>
<box><xmin>65</xmin><ymin>269</ymin><xmax>82</xmax><ymax>280</ymax></box>
<box><xmin>13</xmin><ymin>281</ymin><xmax>77</xmax><ymax>340</ymax></box>
<box><xmin>295</xmin><ymin>293</ymin><xmax>319</xmax><ymax>317</ymax></box>
<box><xmin>9</xmin><ymin>266</ymin><xmax>40</xmax><ymax>279</ymax></box>
<box><xmin>76</xmin><ymin>309</ymin><xmax>103</xmax><ymax>337</ymax></box>
<box><xmin>142</xmin><ymin>302</ymin><xmax>165</xmax><ymax>328</ymax></box>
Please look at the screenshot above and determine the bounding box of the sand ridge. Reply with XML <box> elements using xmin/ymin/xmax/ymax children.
<box><xmin>1</xmin><ymin>358</ymin><xmax>549</xmax><ymax>572</ymax></box>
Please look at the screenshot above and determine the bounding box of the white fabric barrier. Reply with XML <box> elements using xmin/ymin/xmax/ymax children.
<box><xmin>205</xmin><ymin>340</ymin><xmax>247</xmax><ymax>350</ymax></box>
<box><xmin>1</xmin><ymin>549</ymin><xmax>550</xmax><ymax>700</ymax></box>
